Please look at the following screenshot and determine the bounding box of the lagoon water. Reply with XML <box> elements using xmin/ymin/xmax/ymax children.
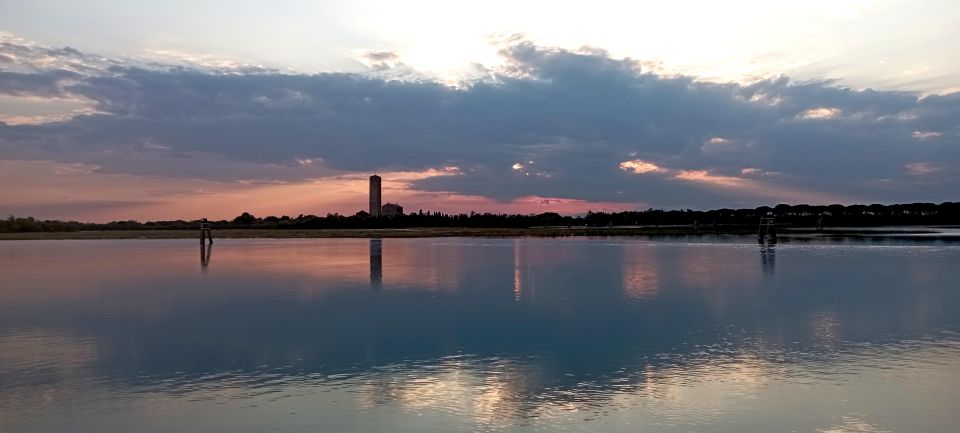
<box><xmin>1</xmin><ymin>237</ymin><xmax>959</xmax><ymax>433</ymax></box>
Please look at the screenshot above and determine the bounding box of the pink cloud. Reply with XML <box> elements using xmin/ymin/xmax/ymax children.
<box><xmin>904</xmin><ymin>162</ymin><xmax>944</xmax><ymax>175</ymax></box>
<box><xmin>620</xmin><ymin>158</ymin><xmax>849</xmax><ymax>204</ymax></box>
<box><xmin>911</xmin><ymin>131</ymin><xmax>942</xmax><ymax>140</ymax></box>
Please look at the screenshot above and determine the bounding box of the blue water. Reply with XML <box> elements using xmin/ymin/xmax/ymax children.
<box><xmin>1</xmin><ymin>237</ymin><xmax>958</xmax><ymax>432</ymax></box>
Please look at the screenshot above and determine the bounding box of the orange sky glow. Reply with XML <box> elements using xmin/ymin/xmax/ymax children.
<box><xmin>0</xmin><ymin>160</ymin><xmax>638</xmax><ymax>222</ymax></box>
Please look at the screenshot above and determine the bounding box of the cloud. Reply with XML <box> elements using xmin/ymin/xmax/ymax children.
<box><xmin>353</xmin><ymin>50</ymin><xmax>432</xmax><ymax>82</ymax></box>
<box><xmin>1</xmin><ymin>34</ymin><xmax>959</xmax><ymax>218</ymax></box>
<box><xmin>365</xmin><ymin>51</ymin><xmax>399</xmax><ymax>62</ymax></box>
<box><xmin>619</xmin><ymin>160</ymin><xmax>663</xmax><ymax>174</ymax></box>
<box><xmin>0</xmin><ymin>70</ymin><xmax>82</xmax><ymax>98</ymax></box>
<box><xmin>912</xmin><ymin>130</ymin><xmax>942</xmax><ymax>140</ymax></box>
<box><xmin>137</xmin><ymin>49</ymin><xmax>274</xmax><ymax>74</ymax></box>
<box><xmin>904</xmin><ymin>161</ymin><xmax>944</xmax><ymax>175</ymax></box>
<box><xmin>0</xmin><ymin>31</ymin><xmax>119</xmax><ymax>76</ymax></box>
<box><xmin>798</xmin><ymin>107</ymin><xmax>842</xmax><ymax>120</ymax></box>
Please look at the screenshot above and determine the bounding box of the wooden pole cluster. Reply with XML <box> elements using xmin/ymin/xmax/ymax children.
<box><xmin>758</xmin><ymin>217</ymin><xmax>777</xmax><ymax>244</ymax></box>
<box><xmin>200</xmin><ymin>218</ymin><xmax>213</xmax><ymax>244</ymax></box>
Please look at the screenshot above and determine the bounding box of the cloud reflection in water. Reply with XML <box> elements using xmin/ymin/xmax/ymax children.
<box><xmin>1</xmin><ymin>238</ymin><xmax>958</xmax><ymax>433</ymax></box>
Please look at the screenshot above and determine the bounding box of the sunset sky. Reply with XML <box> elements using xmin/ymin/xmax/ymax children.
<box><xmin>1</xmin><ymin>0</ymin><xmax>958</xmax><ymax>221</ymax></box>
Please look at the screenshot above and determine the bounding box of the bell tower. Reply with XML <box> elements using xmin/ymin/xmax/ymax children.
<box><xmin>369</xmin><ymin>175</ymin><xmax>382</xmax><ymax>217</ymax></box>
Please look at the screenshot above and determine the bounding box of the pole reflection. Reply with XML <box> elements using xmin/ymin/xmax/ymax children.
<box><xmin>200</xmin><ymin>242</ymin><xmax>212</xmax><ymax>272</ymax></box>
<box><xmin>513</xmin><ymin>239</ymin><xmax>523</xmax><ymax>302</ymax></box>
<box><xmin>759</xmin><ymin>240</ymin><xmax>776</xmax><ymax>276</ymax></box>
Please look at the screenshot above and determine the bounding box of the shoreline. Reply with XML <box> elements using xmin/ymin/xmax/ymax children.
<box><xmin>1</xmin><ymin>226</ymin><xmax>958</xmax><ymax>241</ymax></box>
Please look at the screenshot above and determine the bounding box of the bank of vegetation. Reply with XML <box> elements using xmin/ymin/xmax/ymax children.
<box><xmin>2</xmin><ymin>202</ymin><xmax>958</xmax><ymax>234</ymax></box>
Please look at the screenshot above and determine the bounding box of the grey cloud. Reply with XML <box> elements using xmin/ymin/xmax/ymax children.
<box><xmin>0</xmin><ymin>34</ymin><xmax>117</xmax><ymax>76</ymax></box>
<box><xmin>363</xmin><ymin>51</ymin><xmax>399</xmax><ymax>62</ymax></box>
<box><xmin>0</xmin><ymin>69</ymin><xmax>81</xmax><ymax>97</ymax></box>
<box><xmin>1</xmin><ymin>37</ymin><xmax>958</xmax><ymax>208</ymax></box>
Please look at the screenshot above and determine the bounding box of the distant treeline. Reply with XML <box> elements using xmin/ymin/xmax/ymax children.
<box><xmin>3</xmin><ymin>202</ymin><xmax>959</xmax><ymax>233</ymax></box>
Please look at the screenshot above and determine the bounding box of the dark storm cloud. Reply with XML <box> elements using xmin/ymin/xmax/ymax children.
<box><xmin>1</xmin><ymin>37</ymin><xmax>958</xmax><ymax>208</ymax></box>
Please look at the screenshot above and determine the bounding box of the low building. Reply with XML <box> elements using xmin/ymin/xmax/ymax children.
<box><xmin>381</xmin><ymin>203</ymin><xmax>404</xmax><ymax>217</ymax></box>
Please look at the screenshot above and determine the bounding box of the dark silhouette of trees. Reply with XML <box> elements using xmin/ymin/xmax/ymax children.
<box><xmin>231</xmin><ymin>212</ymin><xmax>258</xmax><ymax>226</ymax></box>
<box><xmin>2</xmin><ymin>202</ymin><xmax>958</xmax><ymax>233</ymax></box>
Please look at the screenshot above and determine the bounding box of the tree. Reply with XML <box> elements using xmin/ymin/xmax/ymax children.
<box><xmin>233</xmin><ymin>212</ymin><xmax>257</xmax><ymax>225</ymax></box>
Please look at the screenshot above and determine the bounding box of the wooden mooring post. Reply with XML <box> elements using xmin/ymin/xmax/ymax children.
<box><xmin>758</xmin><ymin>217</ymin><xmax>777</xmax><ymax>243</ymax></box>
<box><xmin>200</xmin><ymin>218</ymin><xmax>213</xmax><ymax>244</ymax></box>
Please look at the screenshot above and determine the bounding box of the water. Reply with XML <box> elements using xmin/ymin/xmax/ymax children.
<box><xmin>1</xmin><ymin>237</ymin><xmax>958</xmax><ymax>433</ymax></box>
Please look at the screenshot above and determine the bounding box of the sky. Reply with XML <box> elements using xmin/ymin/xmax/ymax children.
<box><xmin>1</xmin><ymin>0</ymin><xmax>958</xmax><ymax>222</ymax></box>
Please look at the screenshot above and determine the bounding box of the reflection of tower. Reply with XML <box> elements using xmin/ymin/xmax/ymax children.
<box><xmin>369</xmin><ymin>175</ymin><xmax>382</xmax><ymax>217</ymax></box>
<box><xmin>370</xmin><ymin>238</ymin><xmax>383</xmax><ymax>290</ymax></box>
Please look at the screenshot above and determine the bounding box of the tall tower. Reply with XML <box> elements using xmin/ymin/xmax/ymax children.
<box><xmin>369</xmin><ymin>175</ymin><xmax>382</xmax><ymax>217</ymax></box>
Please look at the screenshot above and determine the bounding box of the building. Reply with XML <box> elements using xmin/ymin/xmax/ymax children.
<box><xmin>369</xmin><ymin>175</ymin><xmax>381</xmax><ymax>217</ymax></box>
<box><xmin>381</xmin><ymin>203</ymin><xmax>404</xmax><ymax>217</ymax></box>
<box><xmin>368</xmin><ymin>174</ymin><xmax>404</xmax><ymax>218</ymax></box>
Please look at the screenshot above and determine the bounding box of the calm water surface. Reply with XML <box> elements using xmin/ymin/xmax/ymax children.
<box><xmin>1</xmin><ymin>237</ymin><xmax>958</xmax><ymax>433</ymax></box>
